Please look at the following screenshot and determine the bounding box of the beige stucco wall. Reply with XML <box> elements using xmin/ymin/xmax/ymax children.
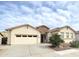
<box><xmin>7</xmin><ymin>31</ymin><xmax>11</xmax><ymax>45</ymax></box>
<box><xmin>58</xmin><ymin>27</ymin><xmax>75</xmax><ymax>43</ymax></box>
<box><xmin>49</xmin><ymin>27</ymin><xmax>76</xmax><ymax>43</ymax></box>
<box><xmin>9</xmin><ymin>26</ymin><xmax>41</xmax><ymax>44</ymax></box>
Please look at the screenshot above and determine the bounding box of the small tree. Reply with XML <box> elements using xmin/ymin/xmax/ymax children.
<box><xmin>49</xmin><ymin>34</ymin><xmax>64</xmax><ymax>47</ymax></box>
<box><xmin>70</xmin><ymin>41</ymin><xmax>79</xmax><ymax>48</ymax></box>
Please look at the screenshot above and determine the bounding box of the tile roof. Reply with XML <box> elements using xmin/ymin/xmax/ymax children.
<box><xmin>36</xmin><ymin>25</ymin><xmax>49</xmax><ymax>33</ymax></box>
<box><xmin>6</xmin><ymin>24</ymin><xmax>37</xmax><ymax>31</ymax></box>
<box><xmin>50</xmin><ymin>25</ymin><xmax>76</xmax><ymax>33</ymax></box>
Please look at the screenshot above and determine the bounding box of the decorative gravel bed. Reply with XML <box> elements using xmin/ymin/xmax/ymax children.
<box><xmin>49</xmin><ymin>46</ymin><xmax>72</xmax><ymax>51</ymax></box>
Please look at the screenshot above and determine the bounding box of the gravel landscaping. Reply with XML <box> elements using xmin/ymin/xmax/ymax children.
<box><xmin>50</xmin><ymin>47</ymin><xmax>72</xmax><ymax>51</ymax></box>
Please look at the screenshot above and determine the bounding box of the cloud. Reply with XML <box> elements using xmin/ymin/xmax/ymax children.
<box><xmin>20</xmin><ymin>5</ymin><xmax>34</xmax><ymax>15</ymax></box>
<box><xmin>0</xmin><ymin>1</ymin><xmax>79</xmax><ymax>31</ymax></box>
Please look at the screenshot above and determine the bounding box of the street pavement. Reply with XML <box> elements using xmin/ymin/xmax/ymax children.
<box><xmin>0</xmin><ymin>44</ymin><xmax>79</xmax><ymax>57</ymax></box>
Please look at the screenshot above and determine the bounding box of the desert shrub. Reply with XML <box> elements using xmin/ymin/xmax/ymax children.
<box><xmin>49</xmin><ymin>34</ymin><xmax>64</xmax><ymax>47</ymax></box>
<box><xmin>70</xmin><ymin>41</ymin><xmax>79</xmax><ymax>48</ymax></box>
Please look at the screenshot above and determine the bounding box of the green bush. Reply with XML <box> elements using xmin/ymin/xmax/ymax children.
<box><xmin>70</xmin><ymin>41</ymin><xmax>79</xmax><ymax>48</ymax></box>
<box><xmin>49</xmin><ymin>34</ymin><xmax>64</xmax><ymax>47</ymax></box>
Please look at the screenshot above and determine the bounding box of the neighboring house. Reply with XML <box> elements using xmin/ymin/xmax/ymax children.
<box><xmin>5</xmin><ymin>24</ymin><xmax>41</xmax><ymax>45</ymax></box>
<box><xmin>49</xmin><ymin>26</ymin><xmax>76</xmax><ymax>43</ymax></box>
<box><xmin>36</xmin><ymin>25</ymin><xmax>49</xmax><ymax>43</ymax></box>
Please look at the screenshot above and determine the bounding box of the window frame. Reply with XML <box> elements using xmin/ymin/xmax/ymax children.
<box><xmin>71</xmin><ymin>33</ymin><xmax>73</xmax><ymax>38</ymax></box>
<box><xmin>60</xmin><ymin>32</ymin><xmax>64</xmax><ymax>38</ymax></box>
<box><xmin>28</xmin><ymin>35</ymin><xmax>32</xmax><ymax>37</ymax></box>
<box><xmin>66</xmin><ymin>32</ymin><xmax>69</xmax><ymax>38</ymax></box>
<box><xmin>22</xmin><ymin>35</ymin><xmax>27</xmax><ymax>37</ymax></box>
<box><xmin>16</xmin><ymin>34</ymin><xmax>21</xmax><ymax>37</ymax></box>
<box><xmin>33</xmin><ymin>35</ymin><xmax>37</xmax><ymax>37</ymax></box>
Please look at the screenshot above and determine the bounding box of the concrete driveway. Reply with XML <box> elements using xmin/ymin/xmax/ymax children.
<box><xmin>0</xmin><ymin>44</ymin><xmax>79</xmax><ymax>57</ymax></box>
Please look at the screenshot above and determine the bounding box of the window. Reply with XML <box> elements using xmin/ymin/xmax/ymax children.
<box><xmin>22</xmin><ymin>35</ymin><xmax>27</xmax><ymax>37</ymax></box>
<box><xmin>28</xmin><ymin>35</ymin><xmax>32</xmax><ymax>37</ymax></box>
<box><xmin>33</xmin><ymin>35</ymin><xmax>37</xmax><ymax>37</ymax></box>
<box><xmin>60</xmin><ymin>32</ymin><xmax>64</xmax><ymax>38</ymax></box>
<box><xmin>71</xmin><ymin>33</ymin><xmax>73</xmax><ymax>38</ymax></box>
<box><xmin>16</xmin><ymin>35</ymin><xmax>21</xmax><ymax>37</ymax></box>
<box><xmin>66</xmin><ymin>32</ymin><xmax>69</xmax><ymax>38</ymax></box>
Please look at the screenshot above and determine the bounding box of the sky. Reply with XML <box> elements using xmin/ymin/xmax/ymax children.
<box><xmin>0</xmin><ymin>1</ymin><xmax>79</xmax><ymax>31</ymax></box>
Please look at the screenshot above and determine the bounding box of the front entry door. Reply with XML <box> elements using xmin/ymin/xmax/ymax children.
<box><xmin>41</xmin><ymin>34</ymin><xmax>47</xmax><ymax>43</ymax></box>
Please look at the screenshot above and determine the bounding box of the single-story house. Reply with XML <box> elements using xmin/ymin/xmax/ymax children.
<box><xmin>0</xmin><ymin>24</ymin><xmax>77</xmax><ymax>45</ymax></box>
<box><xmin>49</xmin><ymin>26</ymin><xmax>76</xmax><ymax>43</ymax></box>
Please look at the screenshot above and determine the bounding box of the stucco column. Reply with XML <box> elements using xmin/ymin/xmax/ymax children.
<box><xmin>7</xmin><ymin>30</ymin><xmax>11</xmax><ymax>45</ymax></box>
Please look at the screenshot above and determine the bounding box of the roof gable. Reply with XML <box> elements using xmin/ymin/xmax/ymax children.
<box><xmin>36</xmin><ymin>25</ymin><xmax>49</xmax><ymax>33</ymax></box>
<box><xmin>6</xmin><ymin>24</ymin><xmax>38</xmax><ymax>31</ymax></box>
<box><xmin>36</xmin><ymin>25</ymin><xmax>49</xmax><ymax>29</ymax></box>
<box><xmin>50</xmin><ymin>26</ymin><xmax>76</xmax><ymax>33</ymax></box>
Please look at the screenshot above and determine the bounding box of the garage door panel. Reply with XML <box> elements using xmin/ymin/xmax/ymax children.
<box><xmin>27</xmin><ymin>38</ymin><xmax>37</xmax><ymax>44</ymax></box>
<box><xmin>12</xmin><ymin>37</ymin><xmax>38</xmax><ymax>44</ymax></box>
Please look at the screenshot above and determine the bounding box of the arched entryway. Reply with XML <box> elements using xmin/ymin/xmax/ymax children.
<box><xmin>36</xmin><ymin>25</ymin><xmax>49</xmax><ymax>43</ymax></box>
<box><xmin>41</xmin><ymin>33</ymin><xmax>48</xmax><ymax>43</ymax></box>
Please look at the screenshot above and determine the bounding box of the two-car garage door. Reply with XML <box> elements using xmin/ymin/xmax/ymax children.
<box><xmin>11</xmin><ymin>34</ymin><xmax>39</xmax><ymax>44</ymax></box>
<box><xmin>9</xmin><ymin>25</ymin><xmax>40</xmax><ymax>45</ymax></box>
